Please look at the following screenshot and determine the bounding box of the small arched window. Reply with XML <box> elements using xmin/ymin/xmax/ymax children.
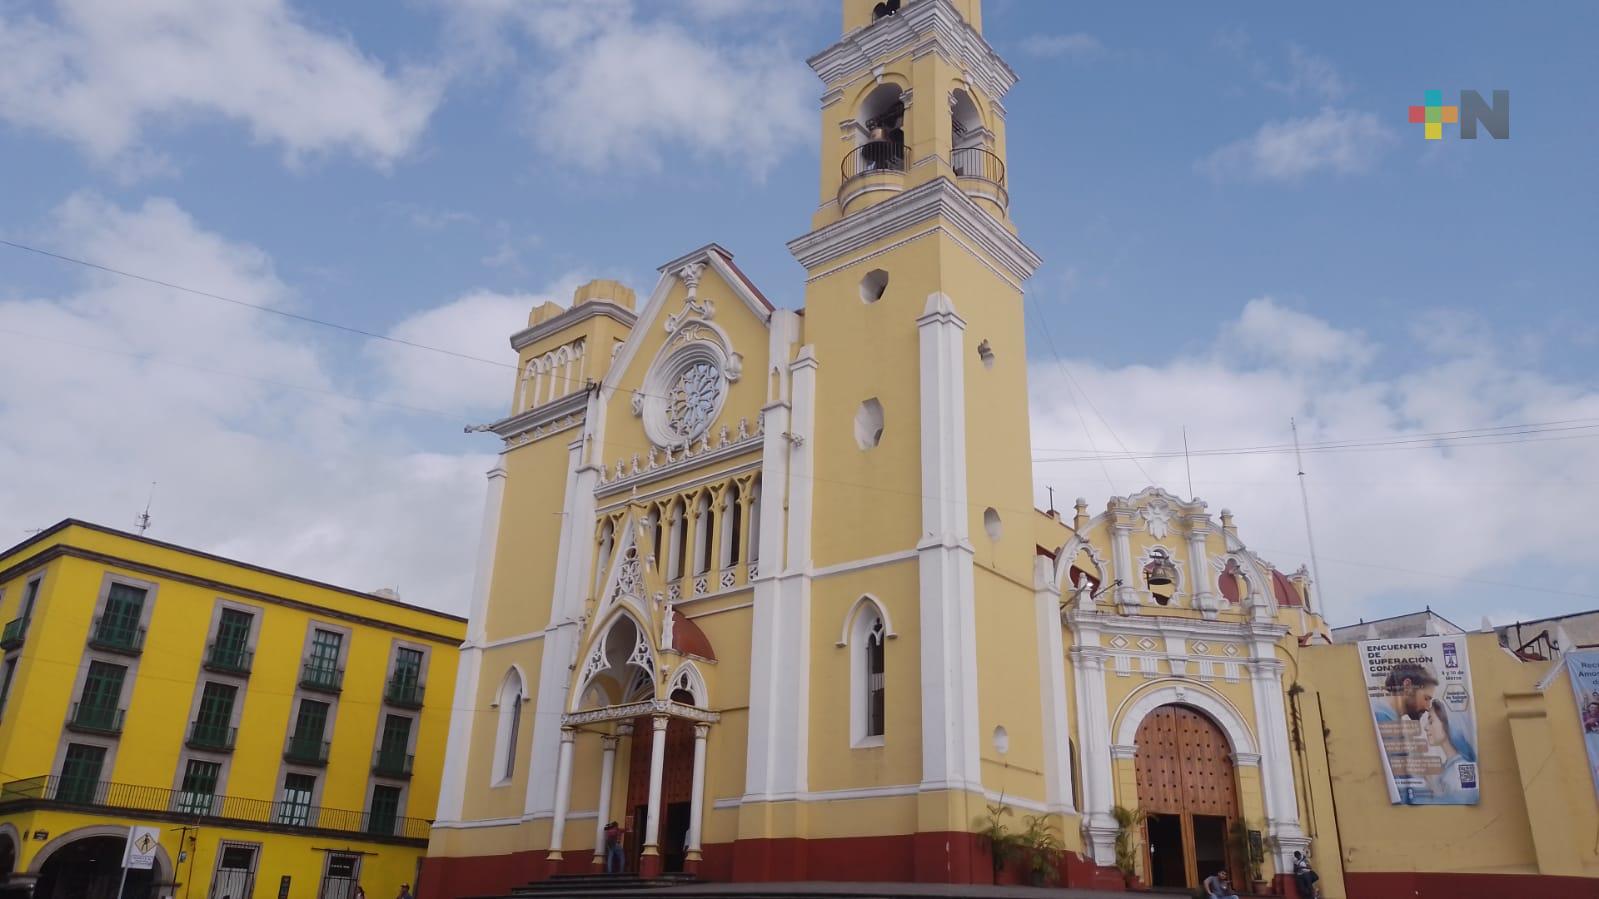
<box><xmin>594</xmin><ymin>520</ymin><xmax>615</xmax><ymax>593</ymax></box>
<box><xmin>694</xmin><ymin>493</ymin><xmax>714</xmax><ymax>576</ymax></box>
<box><xmin>865</xmin><ymin>615</ymin><xmax>886</xmax><ymax>738</ymax></box>
<box><xmin>722</xmin><ymin>483</ymin><xmax>742</xmax><ymax>568</ymax></box>
<box><xmin>668</xmin><ymin>500</ymin><xmax>687</xmax><ymax>580</ymax></box>
<box><xmin>492</xmin><ymin>669</ymin><xmax>525</xmax><ymax>785</ymax></box>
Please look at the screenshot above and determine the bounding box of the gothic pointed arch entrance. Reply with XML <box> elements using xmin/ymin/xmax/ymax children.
<box><xmin>1134</xmin><ymin>704</ymin><xmax>1240</xmax><ymax>890</ymax></box>
<box><xmin>623</xmin><ymin>689</ymin><xmax>698</xmax><ymax>875</ymax></box>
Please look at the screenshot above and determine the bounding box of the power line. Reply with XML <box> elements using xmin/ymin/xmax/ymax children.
<box><xmin>1025</xmin><ymin>295</ymin><xmax>1117</xmax><ymax>493</ymax></box>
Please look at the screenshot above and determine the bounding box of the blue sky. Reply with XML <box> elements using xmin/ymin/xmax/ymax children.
<box><xmin>2</xmin><ymin>0</ymin><xmax>1595</xmax><ymax>627</ymax></box>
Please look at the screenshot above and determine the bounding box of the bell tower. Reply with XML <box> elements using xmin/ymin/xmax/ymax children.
<box><xmin>763</xmin><ymin>0</ymin><xmax>1053</xmax><ymax>882</ymax></box>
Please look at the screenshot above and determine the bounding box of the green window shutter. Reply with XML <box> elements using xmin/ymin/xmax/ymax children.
<box><xmin>368</xmin><ymin>784</ymin><xmax>401</xmax><ymax>835</ymax></box>
<box><xmin>102</xmin><ymin>584</ymin><xmax>146</xmax><ymax>640</ymax></box>
<box><xmin>294</xmin><ymin>699</ymin><xmax>330</xmax><ymax>742</ymax></box>
<box><xmin>59</xmin><ymin>743</ymin><xmax>106</xmax><ymax>802</ymax></box>
<box><xmin>177</xmin><ymin>759</ymin><xmax>221</xmax><ymax>815</ymax></box>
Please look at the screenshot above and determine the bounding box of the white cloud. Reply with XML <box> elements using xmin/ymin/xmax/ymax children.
<box><xmin>1029</xmin><ymin>298</ymin><xmax>1599</xmax><ymax>626</ymax></box>
<box><xmin>1198</xmin><ymin>107</ymin><xmax>1396</xmax><ymax>182</ymax></box>
<box><xmin>437</xmin><ymin>0</ymin><xmax>812</xmax><ymax>177</ymax></box>
<box><xmin>1268</xmin><ymin>44</ymin><xmax>1347</xmax><ymax>102</ymax></box>
<box><xmin>1019</xmin><ymin>33</ymin><xmax>1106</xmax><ymax>62</ymax></box>
<box><xmin>0</xmin><ymin>0</ymin><xmax>442</xmax><ymax>170</ymax></box>
<box><xmin>372</xmin><ymin>271</ymin><xmax>592</xmax><ymax>416</ymax></box>
<box><xmin>0</xmin><ymin>194</ymin><xmax>492</xmax><ymax>613</ymax></box>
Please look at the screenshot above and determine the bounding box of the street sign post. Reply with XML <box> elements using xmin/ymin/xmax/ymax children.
<box><xmin>115</xmin><ymin>825</ymin><xmax>161</xmax><ymax>899</ymax></box>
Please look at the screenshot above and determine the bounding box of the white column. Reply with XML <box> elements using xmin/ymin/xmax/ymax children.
<box><xmin>1034</xmin><ymin>557</ymin><xmax>1076</xmax><ymax>814</ymax></box>
<box><xmin>1068</xmin><ymin>612</ymin><xmax>1118</xmax><ymax>866</ymax></box>
<box><xmin>1109</xmin><ymin>510</ymin><xmax>1138</xmax><ymax>612</ymax></box>
<box><xmin>642</xmin><ymin>716</ymin><xmax>669</xmax><ymax>857</ymax></box>
<box><xmin>548</xmin><ymin>727</ymin><xmax>577</xmax><ymax>860</ymax></box>
<box><xmin>592</xmin><ymin>733</ymin><xmax>621</xmax><ymax>864</ymax></box>
<box><xmin>914</xmin><ymin>292</ymin><xmax>982</xmax><ymax>794</ymax></box>
<box><xmin>434</xmin><ymin>459</ymin><xmax>506</xmax><ymax>824</ymax></box>
<box><xmin>686</xmin><ymin>723</ymin><xmax>710</xmax><ymax>859</ymax></box>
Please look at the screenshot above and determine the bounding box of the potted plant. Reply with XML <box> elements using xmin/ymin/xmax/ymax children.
<box><xmin>1017</xmin><ymin>814</ymin><xmax>1063</xmax><ymax>886</ymax></box>
<box><xmin>1228</xmin><ymin>818</ymin><xmax>1266</xmax><ymax>893</ymax></box>
<box><xmin>974</xmin><ymin>799</ymin><xmax>1020</xmax><ymax>884</ymax></box>
<box><xmin>1111</xmin><ymin>805</ymin><xmax>1148</xmax><ymax>889</ymax></box>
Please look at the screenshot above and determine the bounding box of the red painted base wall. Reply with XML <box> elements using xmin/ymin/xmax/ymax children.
<box><xmin>1345</xmin><ymin>871</ymin><xmax>1598</xmax><ymax>899</ymax></box>
<box><xmin>418</xmin><ymin>834</ymin><xmax>1126</xmax><ymax>899</ymax></box>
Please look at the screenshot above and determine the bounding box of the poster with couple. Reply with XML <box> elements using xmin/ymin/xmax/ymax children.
<box><xmin>1359</xmin><ymin>637</ymin><xmax>1480</xmax><ymax>805</ymax></box>
<box><xmin>1565</xmin><ymin>649</ymin><xmax>1599</xmax><ymax>802</ymax></box>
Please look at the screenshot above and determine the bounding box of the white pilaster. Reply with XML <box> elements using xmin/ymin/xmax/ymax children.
<box><xmin>592</xmin><ymin>733</ymin><xmax>620</xmax><ymax>863</ymax></box>
<box><xmin>434</xmin><ymin>459</ymin><xmax>506</xmax><ymax>824</ymax></box>
<box><xmin>526</xmin><ymin>437</ymin><xmax>601</xmax><ymax>817</ymax></box>
<box><xmin>743</xmin><ymin>329</ymin><xmax>813</xmax><ymax>803</ymax></box>
<box><xmin>1068</xmin><ymin>612</ymin><xmax>1117</xmax><ymax>866</ymax></box>
<box><xmin>547</xmin><ymin>727</ymin><xmax>576</xmax><ymax>859</ymax></box>
<box><xmin>914</xmin><ymin>292</ymin><xmax>981</xmax><ymax>793</ymax></box>
<box><xmin>686</xmin><ymin>724</ymin><xmax>710</xmax><ymax>858</ymax></box>
<box><xmin>643</xmin><ymin>716</ymin><xmax>669</xmax><ymax>855</ymax></box>
<box><xmin>1034</xmin><ymin>557</ymin><xmax>1076</xmax><ymax>814</ymax></box>
<box><xmin>1110</xmin><ymin>514</ymin><xmax>1138</xmax><ymax>612</ymax></box>
<box><xmin>1185</xmin><ymin>516</ymin><xmax>1217</xmax><ymax>617</ymax></box>
<box><xmin>1249</xmin><ymin>639</ymin><xmax>1309</xmax><ymax>868</ymax></box>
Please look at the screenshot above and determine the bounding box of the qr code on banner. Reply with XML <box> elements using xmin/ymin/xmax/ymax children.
<box><xmin>1459</xmin><ymin>763</ymin><xmax>1478</xmax><ymax>788</ymax></box>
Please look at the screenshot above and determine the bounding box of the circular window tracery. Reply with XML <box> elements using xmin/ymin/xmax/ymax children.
<box><xmin>668</xmin><ymin>360</ymin><xmax>722</xmax><ymax>441</ymax></box>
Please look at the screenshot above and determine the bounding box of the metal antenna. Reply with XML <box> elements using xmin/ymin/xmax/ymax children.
<box><xmin>1182</xmin><ymin>425</ymin><xmax>1194</xmax><ymax>500</ymax></box>
<box><xmin>1046</xmin><ymin>486</ymin><xmax>1057</xmax><ymax>516</ymax></box>
<box><xmin>136</xmin><ymin>481</ymin><xmax>156</xmax><ymax>535</ymax></box>
<box><xmin>1290</xmin><ymin>419</ymin><xmax>1325</xmax><ymax>615</ymax></box>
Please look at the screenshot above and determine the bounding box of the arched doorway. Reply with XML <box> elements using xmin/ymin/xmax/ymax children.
<box><xmin>33</xmin><ymin>834</ymin><xmax>158</xmax><ymax>899</ymax></box>
<box><xmin>1134</xmin><ymin>704</ymin><xmax>1240</xmax><ymax>890</ymax></box>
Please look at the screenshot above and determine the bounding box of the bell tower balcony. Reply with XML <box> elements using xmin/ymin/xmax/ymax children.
<box><xmin>838</xmin><ymin>140</ymin><xmax>909</xmax><ymax>214</ymax></box>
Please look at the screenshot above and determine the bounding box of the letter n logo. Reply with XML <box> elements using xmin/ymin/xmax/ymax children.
<box><xmin>1459</xmin><ymin>90</ymin><xmax>1510</xmax><ymax>139</ymax></box>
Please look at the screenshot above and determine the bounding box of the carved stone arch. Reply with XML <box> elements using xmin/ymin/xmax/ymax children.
<box><xmin>1113</xmin><ymin>679</ymin><xmax>1258</xmax><ymax>756</ymax></box>
<box><xmin>1213</xmin><ymin>551</ymin><xmax>1271</xmax><ymax>611</ymax></box>
<box><xmin>666</xmin><ymin>660</ymin><xmax>709</xmax><ymax>708</ymax></box>
<box><xmin>1137</xmin><ymin>542</ymin><xmax>1186</xmax><ymax>606</ymax></box>
<box><xmin>849</xmin><ymin>74</ymin><xmax>912</xmax><ymax>116</ymax></box>
<box><xmin>838</xmin><ymin>593</ymin><xmax>897</xmax><ymax>646</ymax></box>
<box><xmin>572</xmin><ymin>608</ymin><xmax>657</xmax><ymax>712</ymax></box>
<box><xmin>1053</xmin><ymin>535</ymin><xmax>1110</xmax><ymax>594</ymax></box>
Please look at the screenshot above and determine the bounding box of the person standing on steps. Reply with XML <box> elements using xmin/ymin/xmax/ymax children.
<box><xmin>603</xmin><ymin>821</ymin><xmax>624</xmax><ymax>874</ymax></box>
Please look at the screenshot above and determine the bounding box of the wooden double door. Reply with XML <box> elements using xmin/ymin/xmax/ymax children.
<box><xmin>622</xmin><ymin>714</ymin><xmax>696</xmax><ymax>873</ymax></box>
<box><xmin>1134</xmin><ymin>704</ymin><xmax>1241</xmax><ymax>890</ymax></box>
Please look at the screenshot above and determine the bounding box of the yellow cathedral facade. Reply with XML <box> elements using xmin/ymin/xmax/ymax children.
<box><xmin>419</xmin><ymin>3</ymin><xmax>1599</xmax><ymax>898</ymax></box>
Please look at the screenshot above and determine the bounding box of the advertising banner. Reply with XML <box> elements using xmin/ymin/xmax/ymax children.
<box><xmin>1359</xmin><ymin>636</ymin><xmax>1480</xmax><ymax>805</ymax></box>
<box><xmin>1565</xmin><ymin>649</ymin><xmax>1599</xmax><ymax>801</ymax></box>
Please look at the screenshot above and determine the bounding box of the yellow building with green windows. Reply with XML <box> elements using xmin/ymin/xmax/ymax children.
<box><xmin>0</xmin><ymin>520</ymin><xmax>464</xmax><ymax>899</ymax></box>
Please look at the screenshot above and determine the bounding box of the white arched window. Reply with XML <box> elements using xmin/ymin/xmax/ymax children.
<box><xmin>491</xmin><ymin>668</ymin><xmax>525</xmax><ymax>786</ymax></box>
<box><xmin>720</xmin><ymin>482</ymin><xmax>741</xmax><ymax>569</ymax></box>
<box><xmin>842</xmin><ymin>596</ymin><xmax>892</xmax><ymax>747</ymax></box>
<box><xmin>747</xmin><ymin>478</ymin><xmax>761</xmax><ymax>564</ymax></box>
<box><xmin>693</xmin><ymin>493</ymin><xmax>713</xmax><ymax>576</ymax></box>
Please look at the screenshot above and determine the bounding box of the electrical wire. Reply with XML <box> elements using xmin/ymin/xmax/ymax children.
<box><xmin>1025</xmin><ymin>294</ymin><xmax>1118</xmax><ymax>493</ymax></box>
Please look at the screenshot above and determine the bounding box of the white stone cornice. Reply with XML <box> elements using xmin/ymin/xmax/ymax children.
<box><xmin>788</xmin><ymin>178</ymin><xmax>1041</xmax><ymax>285</ymax></box>
<box><xmin>488</xmin><ymin>389</ymin><xmax>589</xmax><ymax>442</ymax></box>
<box><xmin>510</xmin><ymin>300</ymin><xmax>637</xmax><ymax>352</ymax></box>
<box><xmin>809</xmin><ymin>0</ymin><xmax>1018</xmax><ymax>102</ymax></box>
<box><xmin>1065</xmin><ymin>608</ymin><xmax>1289</xmax><ymax>643</ymax></box>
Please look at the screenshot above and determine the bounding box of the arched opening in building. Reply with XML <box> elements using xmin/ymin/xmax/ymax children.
<box><xmin>33</xmin><ymin>834</ymin><xmax>160</xmax><ymax>899</ymax></box>
<box><xmin>852</xmin><ymin>84</ymin><xmax>906</xmax><ymax>176</ymax></box>
<box><xmin>1133</xmin><ymin>704</ymin><xmax>1241</xmax><ymax>891</ymax></box>
<box><xmin>623</xmin><ymin>695</ymin><xmax>700</xmax><ymax>877</ymax></box>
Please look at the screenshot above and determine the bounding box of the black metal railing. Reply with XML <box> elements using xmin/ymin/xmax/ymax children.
<box><xmin>204</xmin><ymin>642</ymin><xmax>254</xmax><ymax>675</ymax></box>
<box><xmin>0</xmin><ymin>617</ymin><xmax>26</xmax><ymax>650</ymax></box>
<box><xmin>841</xmin><ymin>140</ymin><xmax>908</xmax><ymax>183</ymax></box>
<box><xmin>67</xmin><ymin>702</ymin><xmax>125</xmax><ymax>735</ymax></box>
<box><xmin>187</xmin><ymin>720</ymin><xmax>237</xmax><ymax>752</ymax></box>
<box><xmin>299</xmin><ymin>662</ymin><xmax>343</xmax><ymax>693</ymax></box>
<box><xmin>372</xmin><ymin>749</ymin><xmax>414</xmax><ymax>779</ymax></box>
<box><xmin>284</xmin><ymin>735</ymin><xmax>331</xmax><ymax>765</ymax></box>
<box><xmin>0</xmin><ymin>775</ymin><xmax>430</xmax><ymax>840</ymax></box>
<box><xmin>384</xmin><ymin>678</ymin><xmax>425</xmax><ymax>709</ymax></box>
<box><xmin>951</xmin><ymin>146</ymin><xmax>1006</xmax><ymax>186</ymax></box>
<box><xmin>88</xmin><ymin>616</ymin><xmax>145</xmax><ymax>654</ymax></box>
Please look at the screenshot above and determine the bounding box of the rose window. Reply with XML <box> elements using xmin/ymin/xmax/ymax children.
<box><xmin>667</xmin><ymin>361</ymin><xmax>721</xmax><ymax>440</ymax></box>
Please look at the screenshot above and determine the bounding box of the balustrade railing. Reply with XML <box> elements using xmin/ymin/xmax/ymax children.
<box><xmin>0</xmin><ymin>775</ymin><xmax>429</xmax><ymax>840</ymax></box>
<box><xmin>841</xmin><ymin>140</ymin><xmax>908</xmax><ymax>183</ymax></box>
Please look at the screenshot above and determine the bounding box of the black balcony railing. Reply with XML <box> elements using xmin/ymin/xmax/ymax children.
<box><xmin>204</xmin><ymin>642</ymin><xmax>253</xmax><ymax>676</ymax></box>
<box><xmin>384</xmin><ymin>679</ymin><xmax>425</xmax><ymax>709</ymax></box>
<box><xmin>67</xmin><ymin>702</ymin><xmax>125</xmax><ymax>735</ymax></box>
<box><xmin>841</xmin><ymin>140</ymin><xmax>908</xmax><ymax>183</ymax></box>
<box><xmin>284</xmin><ymin>735</ymin><xmax>331</xmax><ymax>766</ymax></box>
<box><xmin>187</xmin><ymin>720</ymin><xmax>237</xmax><ymax>752</ymax></box>
<box><xmin>0</xmin><ymin>775</ymin><xmax>430</xmax><ymax>840</ymax></box>
<box><xmin>372</xmin><ymin>749</ymin><xmax>414</xmax><ymax>779</ymax></box>
<box><xmin>951</xmin><ymin>145</ymin><xmax>1007</xmax><ymax>186</ymax></box>
<box><xmin>0</xmin><ymin>617</ymin><xmax>26</xmax><ymax>650</ymax></box>
<box><xmin>88</xmin><ymin>616</ymin><xmax>145</xmax><ymax>655</ymax></box>
<box><xmin>299</xmin><ymin>662</ymin><xmax>343</xmax><ymax>693</ymax></box>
